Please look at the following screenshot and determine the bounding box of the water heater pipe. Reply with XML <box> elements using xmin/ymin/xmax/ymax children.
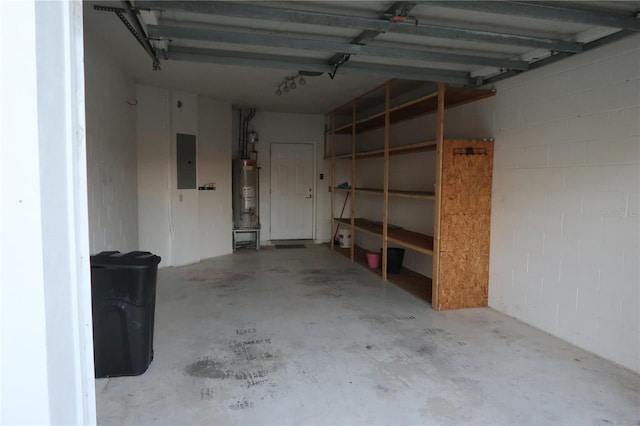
<box><xmin>240</xmin><ymin>108</ymin><xmax>256</xmax><ymax>159</ymax></box>
<box><xmin>238</xmin><ymin>109</ymin><xmax>243</xmax><ymax>158</ymax></box>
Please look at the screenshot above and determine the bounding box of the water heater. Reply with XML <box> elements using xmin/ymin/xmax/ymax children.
<box><xmin>232</xmin><ymin>159</ymin><xmax>259</xmax><ymax>229</ymax></box>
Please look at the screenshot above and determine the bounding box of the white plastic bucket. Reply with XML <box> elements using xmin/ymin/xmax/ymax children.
<box><xmin>337</xmin><ymin>228</ymin><xmax>351</xmax><ymax>248</ymax></box>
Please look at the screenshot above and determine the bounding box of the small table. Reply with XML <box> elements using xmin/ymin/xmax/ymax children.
<box><xmin>232</xmin><ymin>228</ymin><xmax>260</xmax><ymax>251</ymax></box>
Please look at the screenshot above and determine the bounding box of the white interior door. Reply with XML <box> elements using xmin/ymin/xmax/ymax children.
<box><xmin>270</xmin><ymin>143</ymin><xmax>314</xmax><ymax>240</ymax></box>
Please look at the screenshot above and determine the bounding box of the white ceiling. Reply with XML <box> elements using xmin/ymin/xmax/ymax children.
<box><xmin>83</xmin><ymin>2</ymin><xmax>385</xmax><ymax>114</ymax></box>
<box><xmin>83</xmin><ymin>1</ymin><xmax>640</xmax><ymax>114</ymax></box>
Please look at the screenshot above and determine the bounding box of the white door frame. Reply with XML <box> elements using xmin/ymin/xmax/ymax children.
<box><xmin>1</xmin><ymin>1</ymin><xmax>96</xmax><ymax>423</ymax></box>
<box><xmin>269</xmin><ymin>141</ymin><xmax>316</xmax><ymax>241</ymax></box>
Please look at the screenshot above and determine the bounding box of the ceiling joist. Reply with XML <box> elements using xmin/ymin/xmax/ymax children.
<box><xmin>149</xmin><ymin>25</ymin><xmax>530</xmax><ymax>70</ymax></box>
<box><xmin>326</xmin><ymin>1</ymin><xmax>416</xmax><ymax>66</ymax></box>
<box><xmin>98</xmin><ymin>1</ymin><xmax>639</xmax><ymax>88</ymax></box>
<box><xmin>422</xmin><ymin>1</ymin><xmax>640</xmax><ymax>31</ymax></box>
<box><xmin>482</xmin><ymin>28</ymin><xmax>637</xmax><ymax>85</ymax></box>
<box><xmin>165</xmin><ymin>46</ymin><xmax>472</xmax><ymax>85</ymax></box>
<box><xmin>139</xmin><ymin>1</ymin><xmax>584</xmax><ymax>53</ymax></box>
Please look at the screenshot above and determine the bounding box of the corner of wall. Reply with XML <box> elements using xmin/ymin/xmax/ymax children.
<box><xmin>84</xmin><ymin>41</ymin><xmax>138</xmax><ymax>254</ymax></box>
<box><xmin>198</xmin><ymin>96</ymin><xmax>233</xmax><ymax>259</ymax></box>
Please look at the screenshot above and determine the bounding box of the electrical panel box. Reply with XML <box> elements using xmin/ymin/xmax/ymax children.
<box><xmin>176</xmin><ymin>133</ymin><xmax>196</xmax><ymax>189</ymax></box>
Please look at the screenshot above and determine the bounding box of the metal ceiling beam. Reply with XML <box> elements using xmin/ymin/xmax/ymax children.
<box><xmin>165</xmin><ymin>46</ymin><xmax>471</xmax><ymax>85</ymax></box>
<box><xmin>354</xmin><ymin>1</ymin><xmax>416</xmax><ymax>44</ymax></box>
<box><xmin>149</xmin><ymin>25</ymin><xmax>529</xmax><ymax>70</ymax></box>
<box><xmin>166</xmin><ymin>46</ymin><xmax>330</xmax><ymax>73</ymax></box>
<box><xmin>422</xmin><ymin>1</ymin><xmax>640</xmax><ymax>31</ymax></box>
<box><xmin>139</xmin><ymin>1</ymin><xmax>582</xmax><ymax>53</ymax></box>
<box><xmin>121</xmin><ymin>1</ymin><xmax>161</xmax><ymax>69</ymax></box>
<box><xmin>327</xmin><ymin>1</ymin><xmax>417</xmax><ymax>66</ymax></box>
<box><xmin>482</xmin><ymin>29</ymin><xmax>636</xmax><ymax>86</ymax></box>
<box><xmin>340</xmin><ymin>62</ymin><xmax>469</xmax><ymax>82</ymax></box>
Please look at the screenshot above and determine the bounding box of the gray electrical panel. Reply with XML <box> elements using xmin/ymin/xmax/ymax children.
<box><xmin>176</xmin><ymin>133</ymin><xmax>196</xmax><ymax>189</ymax></box>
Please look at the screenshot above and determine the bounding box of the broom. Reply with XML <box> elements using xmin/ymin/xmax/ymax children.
<box><xmin>333</xmin><ymin>191</ymin><xmax>350</xmax><ymax>244</ymax></box>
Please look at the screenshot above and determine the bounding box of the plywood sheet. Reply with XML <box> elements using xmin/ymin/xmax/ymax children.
<box><xmin>442</xmin><ymin>193</ymin><xmax>492</xmax><ymax>214</ymax></box>
<box><xmin>438</xmin><ymin>251</ymin><xmax>489</xmax><ymax>286</ymax></box>
<box><xmin>436</xmin><ymin>139</ymin><xmax>493</xmax><ymax>311</ymax></box>
<box><xmin>438</xmin><ymin>284</ymin><xmax>489</xmax><ymax>310</ymax></box>
<box><xmin>439</xmin><ymin>213</ymin><xmax>491</xmax><ymax>252</ymax></box>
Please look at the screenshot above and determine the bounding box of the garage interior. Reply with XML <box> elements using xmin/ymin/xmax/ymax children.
<box><xmin>2</xmin><ymin>0</ymin><xmax>638</xmax><ymax>424</ymax></box>
<box><xmin>96</xmin><ymin>246</ymin><xmax>638</xmax><ymax>424</ymax></box>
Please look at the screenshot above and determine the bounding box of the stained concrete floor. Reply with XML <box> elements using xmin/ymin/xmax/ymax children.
<box><xmin>96</xmin><ymin>244</ymin><xmax>639</xmax><ymax>425</ymax></box>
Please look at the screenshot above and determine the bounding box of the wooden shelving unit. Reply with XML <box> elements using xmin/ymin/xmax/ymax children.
<box><xmin>334</xmin><ymin>218</ymin><xmax>434</xmax><ymax>254</ymax></box>
<box><xmin>329</xmin><ymin>140</ymin><xmax>437</xmax><ymax>160</ymax></box>
<box><xmin>326</xmin><ymin>79</ymin><xmax>495</xmax><ymax>311</ymax></box>
<box><xmin>334</xmin><ymin>245</ymin><xmax>433</xmax><ymax>303</ymax></box>
<box><xmin>331</xmin><ymin>88</ymin><xmax>495</xmax><ymax>135</ymax></box>
<box><xmin>334</xmin><ymin>187</ymin><xmax>435</xmax><ymax>200</ymax></box>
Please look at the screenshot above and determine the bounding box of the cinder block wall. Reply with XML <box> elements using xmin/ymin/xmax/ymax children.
<box><xmin>137</xmin><ymin>85</ymin><xmax>233</xmax><ymax>266</ymax></box>
<box><xmin>450</xmin><ymin>35</ymin><xmax>639</xmax><ymax>372</ymax></box>
<box><xmin>84</xmin><ymin>39</ymin><xmax>138</xmax><ymax>254</ymax></box>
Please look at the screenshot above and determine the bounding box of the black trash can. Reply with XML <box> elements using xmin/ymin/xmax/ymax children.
<box><xmin>383</xmin><ymin>247</ymin><xmax>406</xmax><ymax>274</ymax></box>
<box><xmin>90</xmin><ymin>251</ymin><xmax>161</xmax><ymax>378</ymax></box>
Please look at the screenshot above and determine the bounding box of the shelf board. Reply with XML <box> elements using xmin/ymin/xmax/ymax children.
<box><xmin>334</xmin><ymin>218</ymin><xmax>434</xmax><ymax>255</ymax></box>
<box><xmin>325</xmin><ymin>138</ymin><xmax>492</xmax><ymax>160</ymax></box>
<box><xmin>333</xmin><ymin>244</ymin><xmax>432</xmax><ymax>303</ymax></box>
<box><xmin>335</xmin><ymin>217</ymin><xmax>382</xmax><ymax>239</ymax></box>
<box><xmin>333</xmin><ymin>122</ymin><xmax>353</xmax><ymax>134</ymax></box>
<box><xmin>328</xmin><ymin>140</ymin><xmax>437</xmax><ymax>160</ymax></box>
<box><xmin>357</xmin><ymin>188</ymin><xmax>435</xmax><ymax>200</ymax></box>
<box><xmin>330</xmin><ymin>88</ymin><xmax>495</xmax><ymax>135</ymax></box>
<box><xmin>387</xmin><ymin>269</ymin><xmax>433</xmax><ymax>303</ymax></box>
<box><xmin>387</xmin><ymin>230</ymin><xmax>434</xmax><ymax>255</ymax></box>
<box><xmin>332</xmin><ymin>187</ymin><xmax>434</xmax><ymax>200</ymax></box>
<box><xmin>358</xmin><ymin>141</ymin><xmax>438</xmax><ymax>158</ymax></box>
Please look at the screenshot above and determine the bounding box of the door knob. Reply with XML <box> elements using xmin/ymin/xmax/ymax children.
<box><xmin>305</xmin><ymin>195</ymin><xmax>313</xmax><ymax>199</ymax></box>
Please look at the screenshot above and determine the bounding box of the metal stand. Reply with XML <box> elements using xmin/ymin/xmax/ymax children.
<box><xmin>232</xmin><ymin>228</ymin><xmax>260</xmax><ymax>251</ymax></box>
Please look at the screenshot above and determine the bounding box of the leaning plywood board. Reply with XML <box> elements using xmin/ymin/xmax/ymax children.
<box><xmin>435</xmin><ymin>139</ymin><xmax>493</xmax><ymax>311</ymax></box>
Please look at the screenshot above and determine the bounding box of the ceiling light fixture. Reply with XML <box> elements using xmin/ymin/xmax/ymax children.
<box><xmin>274</xmin><ymin>71</ymin><xmax>318</xmax><ymax>96</ymax></box>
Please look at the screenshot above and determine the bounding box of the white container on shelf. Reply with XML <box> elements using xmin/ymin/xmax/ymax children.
<box><xmin>337</xmin><ymin>227</ymin><xmax>351</xmax><ymax>248</ymax></box>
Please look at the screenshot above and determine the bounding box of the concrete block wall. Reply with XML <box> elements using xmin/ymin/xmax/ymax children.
<box><xmin>170</xmin><ymin>91</ymin><xmax>200</xmax><ymax>267</ymax></box>
<box><xmin>84</xmin><ymin>38</ymin><xmax>138</xmax><ymax>254</ymax></box>
<box><xmin>198</xmin><ymin>98</ymin><xmax>233</xmax><ymax>259</ymax></box>
<box><xmin>449</xmin><ymin>35</ymin><xmax>639</xmax><ymax>372</ymax></box>
<box><xmin>137</xmin><ymin>85</ymin><xmax>172</xmax><ymax>264</ymax></box>
<box><xmin>137</xmin><ymin>85</ymin><xmax>233</xmax><ymax>266</ymax></box>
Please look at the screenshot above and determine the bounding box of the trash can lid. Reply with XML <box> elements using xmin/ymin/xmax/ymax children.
<box><xmin>90</xmin><ymin>251</ymin><xmax>161</xmax><ymax>268</ymax></box>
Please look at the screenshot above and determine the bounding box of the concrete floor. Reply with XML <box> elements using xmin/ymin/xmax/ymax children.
<box><xmin>96</xmin><ymin>245</ymin><xmax>639</xmax><ymax>425</ymax></box>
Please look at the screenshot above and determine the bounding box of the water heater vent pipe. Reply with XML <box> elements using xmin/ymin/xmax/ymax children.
<box><xmin>240</xmin><ymin>108</ymin><xmax>256</xmax><ymax>159</ymax></box>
